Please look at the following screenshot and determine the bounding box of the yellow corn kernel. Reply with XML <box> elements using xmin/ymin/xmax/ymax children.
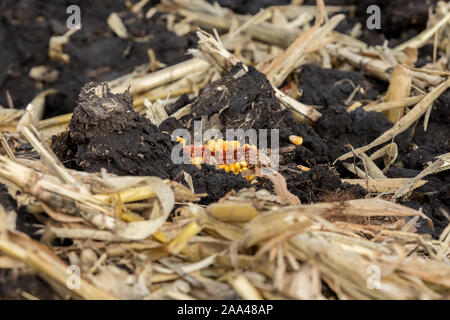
<box><xmin>191</xmin><ymin>157</ymin><xmax>204</xmax><ymax>165</ymax></box>
<box><xmin>223</xmin><ymin>141</ymin><xmax>229</xmax><ymax>152</ymax></box>
<box><xmin>215</xmin><ymin>140</ymin><xmax>224</xmax><ymax>153</ymax></box>
<box><xmin>289</xmin><ymin>135</ymin><xmax>303</xmax><ymax>146</ymax></box>
<box><xmin>297</xmin><ymin>165</ymin><xmax>310</xmax><ymax>172</ymax></box>
<box><xmin>219</xmin><ymin>164</ymin><xmax>232</xmax><ymax>172</ymax></box>
<box><xmin>206</xmin><ymin>139</ymin><xmax>216</xmax><ymax>152</ymax></box>
<box><xmin>239</xmin><ymin>160</ymin><xmax>247</xmax><ymax>167</ymax></box>
<box><xmin>225</xmin><ymin>140</ymin><xmax>240</xmax><ymax>151</ymax></box>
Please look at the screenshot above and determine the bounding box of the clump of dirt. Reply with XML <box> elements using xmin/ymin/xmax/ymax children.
<box><xmin>167</xmin><ymin>64</ymin><xmax>368</xmax><ymax>203</ymax></box>
<box><xmin>53</xmin><ymin>82</ymin><xmax>249</xmax><ymax>204</ymax></box>
<box><xmin>174</xmin><ymin>63</ymin><xmax>313</xmax><ymax>148</ymax></box>
<box><xmin>0</xmin><ymin>0</ymin><xmax>196</xmax><ymax>117</ymax></box>
<box><xmin>53</xmin><ymin>82</ymin><xmax>175</xmax><ymax>178</ymax></box>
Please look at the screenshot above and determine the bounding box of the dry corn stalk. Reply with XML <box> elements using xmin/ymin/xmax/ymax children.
<box><xmin>263</xmin><ymin>0</ymin><xmax>345</xmax><ymax>87</ymax></box>
<box><xmin>330</xmin><ymin>46</ymin><xmax>444</xmax><ymax>89</ymax></box>
<box><xmin>110</xmin><ymin>58</ymin><xmax>211</xmax><ymax>95</ymax></box>
<box><xmin>192</xmin><ymin>30</ymin><xmax>321</xmax><ymax>121</ymax></box>
<box><xmin>342</xmin><ymin>178</ymin><xmax>427</xmax><ymax>194</ymax></box>
<box><xmin>394</xmin><ymin>152</ymin><xmax>450</xmax><ymax>199</ymax></box>
<box><xmin>384</xmin><ymin>65</ymin><xmax>412</xmax><ymax>123</ymax></box>
<box><xmin>0</xmin><ymin>156</ymin><xmax>200</xmax><ymax>241</ymax></box>
<box><xmin>0</xmin><ymin>230</ymin><xmax>116</xmax><ymax>299</ymax></box>
<box><xmin>336</xmin><ymin>77</ymin><xmax>450</xmax><ymax>162</ymax></box>
<box><xmin>363</xmin><ymin>95</ymin><xmax>424</xmax><ymax>113</ymax></box>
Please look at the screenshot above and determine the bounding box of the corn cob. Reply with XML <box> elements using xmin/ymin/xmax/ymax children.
<box><xmin>178</xmin><ymin>138</ymin><xmax>261</xmax><ymax>181</ymax></box>
<box><xmin>177</xmin><ymin>135</ymin><xmax>308</xmax><ymax>179</ymax></box>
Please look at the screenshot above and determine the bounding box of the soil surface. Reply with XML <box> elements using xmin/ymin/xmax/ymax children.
<box><xmin>210</xmin><ymin>0</ymin><xmax>438</xmax><ymax>48</ymax></box>
<box><xmin>0</xmin><ymin>185</ymin><xmax>56</xmax><ymax>300</ymax></box>
<box><xmin>164</xmin><ymin>64</ymin><xmax>372</xmax><ymax>203</ymax></box>
<box><xmin>1</xmin><ymin>0</ymin><xmax>448</xmax><ymax>299</ymax></box>
<box><xmin>53</xmin><ymin>66</ymin><xmax>371</xmax><ymax>207</ymax></box>
<box><xmin>0</xmin><ymin>0</ymin><xmax>196</xmax><ymax>117</ymax></box>
<box><xmin>305</xmin><ymin>0</ymin><xmax>440</xmax><ymax>48</ymax></box>
<box><xmin>0</xmin><ymin>270</ymin><xmax>57</xmax><ymax>300</ymax></box>
<box><xmin>53</xmin><ymin>82</ymin><xmax>249</xmax><ymax>204</ymax></box>
<box><xmin>294</xmin><ymin>64</ymin><xmax>449</xmax><ymax>238</ymax></box>
<box><xmin>164</xmin><ymin>61</ymin><xmax>449</xmax><ymax>237</ymax></box>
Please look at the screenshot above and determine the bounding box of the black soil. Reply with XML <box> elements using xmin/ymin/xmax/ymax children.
<box><xmin>53</xmin><ymin>82</ymin><xmax>175</xmax><ymax>178</ymax></box>
<box><xmin>296</xmin><ymin>64</ymin><xmax>383</xmax><ymax>107</ymax></box>
<box><xmin>207</xmin><ymin>0</ymin><xmax>290</xmax><ymax>15</ymax></box>
<box><xmin>280</xmin><ymin>165</ymin><xmax>368</xmax><ymax>203</ymax></box>
<box><xmin>166</xmin><ymin>64</ymin><xmax>371</xmax><ymax>203</ymax></box>
<box><xmin>53</xmin><ymin>82</ymin><xmax>249</xmax><ymax>203</ymax></box>
<box><xmin>211</xmin><ymin>0</ymin><xmax>439</xmax><ymax>50</ymax></box>
<box><xmin>0</xmin><ymin>270</ymin><xmax>57</xmax><ymax>300</ymax></box>
<box><xmin>166</xmin><ymin>61</ymin><xmax>449</xmax><ymax>236</ymax></box>
<box><xmin>294</xmin><ymin>64</ymin><xmax>449</xmax><ymax>237</ymax></box>
<box><xmin>3</xmin><ymin>0</ymin><xmax>448</xmax><ymax>301</ymax></box>
<box><xmin>303</xmin><ymin>0</ymin><xmax>440</xmax><ymax>49</ymax></box>
<box><xmin>0</xmin><ymin>184</ymin><xmax>56</xmax><ymax>300</ymax></box>
<box><xmin>174</xmin><ymin>63</ymin><xmax>318</xmax><ymax>148</ymax></box>
<box><xmin>0</xmin><ymin>0</ymin><xmax>195</xmax><ymax>117</ymax></box>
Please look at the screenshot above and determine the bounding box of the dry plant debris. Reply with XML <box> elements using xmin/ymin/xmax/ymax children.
<box><xmin>0</xmin><ymin>0</ymin><xmax>449</xmax><ymax>300</ymax></box>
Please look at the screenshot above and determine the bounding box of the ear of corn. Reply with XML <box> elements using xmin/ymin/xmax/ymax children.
<box><xmin>178</xmin><ymin>137</ymin><xmax>302</xmax><ymax>181</ymax></box>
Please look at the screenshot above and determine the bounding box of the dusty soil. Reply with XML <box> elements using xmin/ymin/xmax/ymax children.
<box><xmin>0</xmin><ymin>0</ymin><xmax>196</xmax><ymax>117</ymax></box>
